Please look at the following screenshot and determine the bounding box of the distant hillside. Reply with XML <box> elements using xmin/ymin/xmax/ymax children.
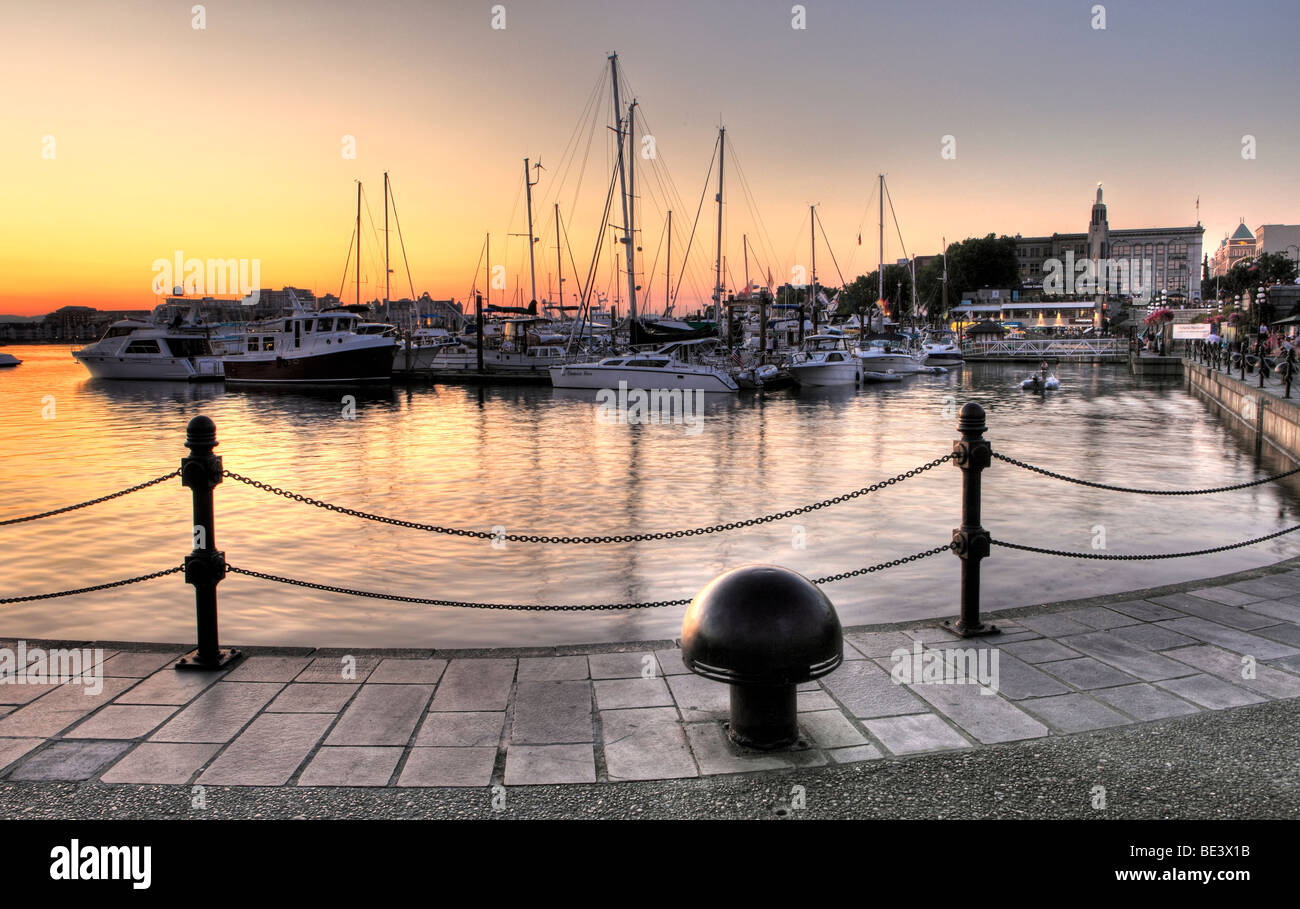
<box><xmin>0</xmin><ymin>314</ymin><xmax>41</xmax><ymax>322</ymax></box>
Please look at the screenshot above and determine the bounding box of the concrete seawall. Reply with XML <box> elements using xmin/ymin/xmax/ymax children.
<box><xmin>1184</xmin><ymin>360</ymin><xmax>1300</xmax><ymax>465</ymax></box>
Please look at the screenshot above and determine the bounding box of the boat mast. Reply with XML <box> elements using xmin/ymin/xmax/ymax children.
<box><xmin>877</xmin><ymin>173</ymin><xmax>884</xmax><ymax>323</ymax></box>
<box><xmin>626</xmin><ymin>100</ymin><xmax>638</xmax><ymax>321</ymax></box>
<box><xmin>356</xmin><ymin>180</ymin><xmax>362</xmax><ymax>308</ymax></box>
<box><xmin>609</xmin><ymin>54</ymin><xmax>637</xmax><ymax>322</ymax></box>
<box><xmin>524</xmin><ymin>158</ymin><xmax>538</xmax><ymax>309</ymax></box>
<box><xmin>384</xmin><ymin>171</ymin><xmax>390</xmax><ymax>307</ymax></box>
<box><xmin>810</xmin><ymin>205</ymin><xmax>817</xmax><ymax>333</ymax></box>
<box><xmin>485</xmin><ymin>233</ymin><xmax>490</xmax><ymax>310</ymax></box>
<box><xmin>942</xmin><ymin>235</ymin><xmax>948</xmax><ymax>327</ymax></box>
<box><xmin>715</xmin><ymin>125</ymin><xmax>725</xmax><ymax>343</ymax></box>
<box><xmin>554</xmin><ymin>202</ymin><xmax>564</xmax><ymax>319</ymax></box>
<box><xmin>743</xmin><ymin>233</ymin><xmax>750</xmax><ymax>299</ymax></box>
<box><xmin>666</xmin><ymin>209</ymin><xmax>672</xmax><ymax>316</ymax></box>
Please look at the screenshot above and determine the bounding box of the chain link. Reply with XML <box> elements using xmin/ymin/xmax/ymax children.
<box><xmin>0</xmin><ymin>566</ymin><xmax>185</xmax><ymax>604</ymax></box>
<box><xmin>0</xmin><ymin>470</ymin><xmax>181</xmax><ymax>526</ymax></box>
<box><xmin>991</xmin><ymin>523</ymin><xmax>1300</xmax><ymax>560</ymax></box>
<box><xmin>226</xmin><ymin>546</ymin><xmax>948</xmax><ymax>610</ymax></box>
<box><xmin>993</xmin><ymin>452</ymin><xmax>1300</xmax><ymax>495</ymax></box>
<box><xmin>222</xmin><ymin>455</ymin><xmax>953</xmax><ymax>544</ymax></box>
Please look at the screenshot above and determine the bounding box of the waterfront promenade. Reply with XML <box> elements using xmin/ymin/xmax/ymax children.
<box><xmin>3</xmin><ymin>557</ymin><xmax>1299</xmax><ymax>818</ymax></box>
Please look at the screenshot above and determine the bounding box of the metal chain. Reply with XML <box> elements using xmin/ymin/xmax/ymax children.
<box><xmin>0</xmin><ymin>566</ymin><xmax>185</xmax><ymax>604</ymax></box>
<box><xmin>0</xmin><ymin>470</ymin><xmax>181</xmax><ymax>526</ymax></box>
<box><xmin>222</xmin><ymin>455</ymin><xmax>953</xmax><ymax>544</ymax></box>
<box><xmin>991</xmin><ymin>523</ymin><xmax>1300</xmax><ymax>560</ymax></box>
<box><xmin>226</xmin><ymin>546</ymin><xmax>948</xmax><ymax>610</ymax></box>
<box><xmin>993</xmin><ymin>452</ymin><xmax>1300</xmax><ymax>495</ymax></box>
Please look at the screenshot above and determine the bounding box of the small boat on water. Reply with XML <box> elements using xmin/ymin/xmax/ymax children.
<box><xmin>789</xmin><ymin>335</ymin><xmax>859</xmax><ymax>387</ymax></box>
<box><xmin>859</xmin><ymin>370</ymin><xmax>904</xmax><ymax>383</ymax></box>
<box><xmin>854</xmin><ymin>337</ymin><xmax>929</xmax><ymax>374</ymax></box>
<box><xmin>921</xmin><ymin>331</ymin><xmax>964</xmax><ymax>366</ymax></box>
<box><xmin>0</xmin><ymin>352</ymin><xmax>20</xmax><ymax>367</ymax></box>
<box><xmin>550</xmin><ymin>339</ymin><xmax>739</xmax><ymax>393</ymax></box>
<box><xmin>72</xmin><ymin>316</ymin><xmax>227</xmax><ymax>381</ymax></box>
<box><xmin>1020</xmin><ymin>366</ymin><xmax>1061</xmax><ymax>392</ymax></box>
<box><xmin>221</xmin><ymin>310</ymin><xmax>396</xmax><ymax>386</ymax></box>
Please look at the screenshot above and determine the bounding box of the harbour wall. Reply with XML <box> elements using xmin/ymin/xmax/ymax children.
<box><xmin>1184</xmin><ymin>360</ymin><xmax>1300</xmax><ymax>466</ymax></box>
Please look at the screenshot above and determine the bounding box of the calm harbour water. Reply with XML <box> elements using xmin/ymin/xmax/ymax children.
<box><xmin>3</xmin><ymin>343</ymin><xmax>1300</xmax><ymax>649</ymax></box>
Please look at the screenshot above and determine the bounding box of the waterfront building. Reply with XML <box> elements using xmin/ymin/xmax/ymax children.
<box><xmin>1210</xmin><ymin>221</ymin><xmax>1257</xmax><ymax>276</ymax></box>
<box><xmin>1253</xmin><ymin>224</ymin><xmax>1300</xmax><ymax>261</ymax></box>
<box><xmin>1014</xmin><ymin>185</ymin><xmax>1203</xmax><ymax>303</ymax></box>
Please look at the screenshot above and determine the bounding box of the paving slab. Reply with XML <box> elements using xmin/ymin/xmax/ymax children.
<box><xmin>799</xmin><ymin>709</ymin><xmax>869</xmax><ymax>748</ymax></box>
<box><xmin>1190</xmin><ymin>586</ymin><xmax>1268</xmax><ymax>607</ymax></box>
<box><xmin>413</xmin><ymin>711</ymin><xmax>505</xmax><ymax>748</ymax></box>
<box><xmin>222</xmin><ymin>656</ymin><xmax>312</xmax><ymax>683</ymax></box>
<box><xmin>796</xmin><ymin>689</ymin><xmax>837</xmax><ymax>712</ymax></box>
<box><xmin>516</xmin><ymin>656</ymin><xmax>589</xmax><ymax>682</ymax></box>
<box><xmin>1155</xmin><ymin>673</ymin><xmax>1268</xmax><ymax>710</ymax></box>
<box><xmin>588</xmin><ymin>651</ymin><xmax>655</xmax><ymax>679</ymax></box>
<box><xmin>1240</xmin><ymin>600</ymin><xmax>1300</xmax><ymax>625</ymax></box>
<box><xmin>10</xmin><ymin>740</ymin><xmax>131</xmax><ymax>781</ymax></box>
<box><xmin>600</xmin><ymin>707</ymin><xmax>697</xmax><ymax>781</ymax></box>
<box><xmin>114</xmin><ymin>668</ymin><xmax>223</xmax><ymax>705</ymax></box>
<box><xmin>1038</xmin><ymin>657</ymin><xmax>1139</xmax><ymax>690</ymax></box>
<box><xmin>665</xmin><ymin>673</ymin><xmax>731</xmax><ymax>719</ymax></box>
<box><xmin>1148</xmin><ymin>593</ymin><xmax>1277</xmax><ymax>630</ymax></box>
<box><xmin>1225</xmin><ymin>578</ymin><xmax>1298</xmax><ymax>599</ymax></box>
<box><xmin>64</xmin><ymin>704</ymin><xmax>178</xmax><ymax>739</ymax></box>
<box><xmin>908</xmin><ymin>681</ymin><xmax>1049</xmax><ymax>744</ymax></box>
<box><xmin>654</xmin><ymin>650</ymin><xmax>690</xmax><ymax>676</ymax></box>
<box><xmin>864</xmin><ymin>714</ymin><xmax>971</xmax><ymax>755</ymax></box>
<box><xmin>0</xmin><ymin>681</ymin><xmax>58</xmax><ymax>706</ymax></box>
<box><xmin>267</xmin><ymin>682</ymin><xmax>358</xmax><ymax>713</ymax></box>
<box><xmin>1105</xmin><ymin>600</ymin><xmax>1185</xmax><ymax>623</ymax></box>
<box><xmin>594</xmin><ymin>677</ymin><xmax>673</xmax><ymax>710</ymax></box>
<box><xmin>427</xmin><ymin>659</ymin><xmax>516</xmax><ymax>711</ymax></box>
<box><xmin>504</xmin><ymin>743</ymin><xmax>596</xmax><ymax>784</ymax></box>
<box><xmin>1062</xmin><ymin>632</ymin><xmax>1198</xmax><ymax>681</ymax></box>
<box><xmin>1018</xmin><ymin>693</ymin><xmax>1134</xmax><ymax>733</ymax></box>
<box><xmin>97</xmin><ymin>652</ymin><xmax>183</xmax><ymax>678</ymax></box>
<box><xmin>997</xmin><ymin>639</ymin><xmax>1082</xmax><ymax>664</ymax></box>
<box><xmin>367</xmin><ymin>659</ymin><xmax>447</xmax><ymax>684</ymax></box>
<box><xmin>683</xmin><ymin>723</ymin><xmax>825</xmax><ymax>775</ymax></box>
<box><xmin>1106</xmin><ymin>622</ymin><xmax>1198</xmax><ymax>652</ymax></box>
<box><xmin>1091</xmin><ymin>683</ymin><xmax>1201</xmax><ymax>721</ymax></box>
<box><xmin>1253</xmin><ymin>623</ymin><xmax>1300</xmax><ymax>648</ymax></box>
<box><xmin>149</xmin><ymin>682</ymin><xmax>284</xmax><ymax>743</ymax></box>
<box><xmin>1017</xmin><ymin>614</ymin><xmax>1097</xmax><ymax>637</ymax></box>
<box><xmin>324</xmin><ymin>684</ymin><xmax>433</xmax><ymax>746</ymax></box>
<box><xmin>828</xmin><ymin>744</ymin><xmax>884</xmax><ymax>763</ymax></box>
<box><xmin>398</xmin><ymin>746</ymin><xmax>496</xmax><ymax>787</ymax></box>
<box><xmin>297</xmin><ymin>746</ymin><xmax>402</xmax><ymax>787</ymax></box>
<box><xmin>0</xmin><ymin>737</ymin><xmax>43</xmax><ymax>773</ymax></box>
<box><xmin>510</xmin><ymin>680</ymin><xmax>592</xmax><ymax>744</ymax></box>
<box><xmin>1156</xmin><ymin>618</ymin><xmax>1300</xmax><ymax>661</ymax></box>
<box><xmin>1164</xmin><ymin>645</ymin><xmax>1300</xmax><ymax>699</ymax></box>
<box><xmin>821</xmin><ymin>660</ymin><xmax>926</xmax><ymax>718</ymax></box>
<box><xmin>99</xmin><ymin>742</ymin><xmax>220</xmax><ymax>784</ymax></box>
<box><xmin>199</xmin><ymin>713</ymin><xmax>334</xmax><ymax>785</ymax></box>
<box><xmin>1270</xmin><ymin>654</ymin><xmax>1300</xmax><ymax>674</ymax></box>
<box><xmin>295</xmin><ymin>655</ymin><xmax>379</xmax><ymax>683</ymax></box>
<box><xmin>0</xmin><ymin>677</ymin><xmax>137</xmax><ymax>738</ymax></box>
<box><xmin>1058</xmin><ymin>607</ymin><xmax>1142</xmax><ymax>629</ymax></box>
<box><xmin>845</xmin><ymin>631</ymin><xmax>915</xmax><ymax>658</ymax></box>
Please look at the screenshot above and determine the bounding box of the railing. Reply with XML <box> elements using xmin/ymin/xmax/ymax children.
<box><xmin>961</xmin><ymin>338</ymin><xmax>1127</xmax><ymax>360</ymax></box>
<box><xmin>1188</xmin><ymin>338</ymin><xmax>1297</xmax><ymax>397</ymax></box>
<box><xmin>6</xmin><ymin>409</ymin><xmax>1300</xmax><ymax>664</ymax></box>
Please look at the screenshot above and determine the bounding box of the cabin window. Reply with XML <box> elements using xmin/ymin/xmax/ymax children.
<box><xmin>303</xmin><ymin>320</ymin><xmax>313</xmax><ymax>333</ymax></box>
<box><xmin>283</xmin><ymin>321</ymin><xmax>292</xmax><ymax>333</ymax></box>
<box><xmin>124</xmin><ymin>339</ymin><xmax>161</xmax><ymax>354</ymax></box>
<box><xmin>319</xmin><ymin>319</ymin><xmax>334</xmax><ymax>332</ymax></box>
<box><xmin>627</xmin><ymin>358</ymin><xmax>669</xmax><ymax>368</ymax></box>
<box><xmin>248</xmin><ymin>337</ymin><xmax>260</xmax><ymax>352</ymax></box>
<box><xmin>263</xmin><ymin>336</ymin><xmax>275</xmax><ymax>351</ymax></box>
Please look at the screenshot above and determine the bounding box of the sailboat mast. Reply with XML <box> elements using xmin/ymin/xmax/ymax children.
<box><xmin>524</xmin><ymin>158</ymin><xmax>537</xmax><ymax>308</ymax></box>
<box><xmin>666</xmin><ymin>209</ymin><xmax>672</xmax><ymax>315</ymax></box>
<box><xmin>485</xmin><ymin>233</ymin><xmax>490</xmax><ymax>310</ymax></box>
<box><xmin>743</xmin><ymin>233</ymin><xmax>750</xmax><ymax>297</ymax></box>
<box><xmin>715</xmin><ymin>126</ymin><xmax>725</xmax><ymax>343</ymax></box>
<box><xmin>810</xmin><ymin>206</ymin><xmax>817</xmax><ymax>332</ymax></box>
<box><xmin>942</xmin><ymin>235</ymin><xmax>948</xmax><ymax>323</ymax></box>
<box><xmin>554</xmin><ymin>202</ymin><xmax>563</xmax><ymax>319</ymax></box>
<box><xmin>384</xmin><ymin>172</ymin><xmax>390</xmax><ymax>306</ymax></box>
<box><xmin>877</xmin><ymin>173</ymin><xmax>884</xmax><ymax>317</ymax></box>
<box><xmin>356</xmin><ymin>180</ymin><xmax>362</xmax><ymax>308</ymax></box>
<box><xmin>609</xmin><ymin>54</ymin><xmax>636</xmax><ymax>322</ymax></box>
<box><xmin>626</xmin><ymin>100</ymin><xmax>638</xmax><ymax>321</ymax></box>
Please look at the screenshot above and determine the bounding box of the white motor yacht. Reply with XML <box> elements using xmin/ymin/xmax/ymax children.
<box><xmin>550</xmin><ymin>339</ymin><xmax>739</xmax><ymax>393</ymax></box>
<box><xmin>221</xmin><ymin>310</ymin><xmax>396</xmax><ymax>385</ymax></box>
<box><xmin>853</xmin><ymin>337</ymin><xmax>928</xmax><ymax>374</ymax></box>
<box><xmin>73</xmin><ymin>319</ymin><xmax>227</xmax><ymax>381</ymax></box>
<box><xmin>921</xmin><ymin>331</ymin><xmax>964</xmax><ymax>366</ymax></box>
<box><xmin>789</xmin><ymin>335</ymin><xmax>859</xmax><ymax>387</ymax></box>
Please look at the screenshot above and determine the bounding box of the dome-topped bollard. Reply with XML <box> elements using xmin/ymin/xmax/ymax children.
<box><xmin>682</xmin><ymin>565</ymin><xmax>843</xmax><ymax>750</ymax></box>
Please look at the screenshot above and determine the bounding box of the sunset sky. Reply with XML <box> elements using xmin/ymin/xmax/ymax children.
<box><xmin>2</xmin><ymin>0</ymin><xmax>1297</xmax><ymax>316</ymax></box>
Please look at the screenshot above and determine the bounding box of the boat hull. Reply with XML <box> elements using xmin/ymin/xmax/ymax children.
<box><xmin>549</xmin><ymin>365</ymin><xmax>737</xmax><ymax>393</ymax></box>
<box><xmin>224</xmin><ymin>344</ymin><xmax>394</xmax><ymax>385</ymax></box>
<box><xmin>790</xmin><ymin>361</ymin><xmax>859</xmax><ymax>387</ymax></box>
<box><xmin>73</xmin><ymin>353</ymin><xmax>224</xmax><ymax>381</ymax></box>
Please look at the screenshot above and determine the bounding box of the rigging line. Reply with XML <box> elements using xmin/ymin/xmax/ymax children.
<box><xmin>466</xmin><ymin>234</ymin><xmax>487</xmax><ymax>300</ymax></box>
<box><xmin>387</xmin><ymin>179</ymin><xmax>417</xmax><ymax>300</ymax></box>
<box><xmin>537</xmin><ymin>65</ymin><xmax>605</xmax><ymax>212</ymax></box>
<box><xmin>337</xmin><ymin>225</ymin><xmax>356</xmax><ymax>301</ymax></box>
<box><xmin>885</xmin><ymin>179</ymin><xmax>909</xmax><ymax>261</ymax></box>
<box><xmin>847</xmin><ymin>180</ymin><xmax>878</xmax><ymax>276</ymax></box>
<box><xmin>536</xmin><ymin>70</ymin><xmax>606</xmax><ymax>251</ymax></box>
<box><xmin>815</xmin><ymin>208</ymin><xmax>848</xmax><ymax>289</ymax></box>
<box><xmin>671</xmin><ymin>132</ymin><xmax>719</xmax><ymax>310</ymax></box>
<box><xmin>726</xmin><ymin>141</ymin><xmax>782</xmax><ymax>289</ymax></box>
<box><xmin>558</xmin><ymin>208</ymin><xmax>584</xmax><ymax>310</ymax></box>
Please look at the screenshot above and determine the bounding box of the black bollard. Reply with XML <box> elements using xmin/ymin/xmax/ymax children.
<box><xmin>176</xmin><ymin>416</ymin><xmax>240</xmax><ymax>670</ymax></box>
<box><xmin>682</xmin><ymin>565</ymin><xmax>842</xmax><ymax>750</ymax></box>
<box><xmin>944</xmin><ymin>403</ymin><xmax>998</xmax><ymax>637</ymax></box>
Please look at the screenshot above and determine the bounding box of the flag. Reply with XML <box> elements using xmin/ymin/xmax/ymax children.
<box><xmin>857</xmin><ymin>232</ymin><xmax>862</xmax><ymax>245</ymax></box>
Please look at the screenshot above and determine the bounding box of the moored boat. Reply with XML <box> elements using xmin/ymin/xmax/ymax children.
<box><xmin>221</xmin><ymin>310</ymin><xmax>395</xmax><ymax>385</ymax></box>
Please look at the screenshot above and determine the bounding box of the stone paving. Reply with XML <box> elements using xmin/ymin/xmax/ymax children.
<box><xmin>3</xmin><ymin>566</ymin><xmax>1300</xmax><ymax>788</ymax></box>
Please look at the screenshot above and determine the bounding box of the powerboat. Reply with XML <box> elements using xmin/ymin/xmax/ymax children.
<box><xmin>221</xmin><ymin>310</ymin><xmax>396</xmax><ymax>385</ymax></box>
<box><xmin>853</xmin><ymin>337</ymin><xmax>929</xmax><ymax>374</ymax></box>
<box><xmin>550</xmin><ymin>339</ymin><xmax>739</xmax><ymax>393</ymax></box>
<box><xmin>789</xmin><ymin>335</ymin><xmax>859</xmax><ymax>387</ymax></box>
<box><xmin>73</xmin><ymin>319</ymin><xmax>226</xmax><ymax>381</ymax></box>
<box><xmin>921</xmin><ymin>332</ymin><xmax>964</xmax><ymax>366</ymax></box>
<box><xmin>0</xmin><ymin>352</ymin><xmax>20</xmax><ymax>367</ymax></box>
<box><xmin>1020</xmin><ymin>371</ymin><xmax>1061</xmax><ymax>392</ymax></box>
